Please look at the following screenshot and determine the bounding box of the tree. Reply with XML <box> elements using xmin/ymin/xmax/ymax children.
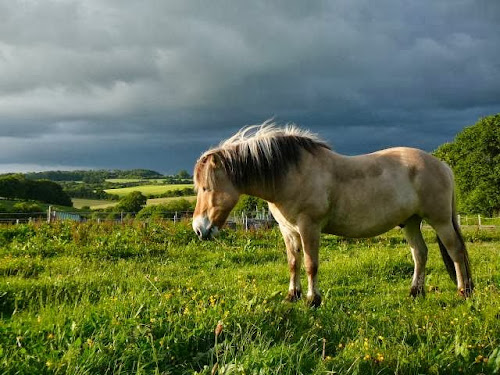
<box><xmin>136</xmin><ymin>199</ymin><xmax>194</xmax><ymax>219</ymax></box>
<box><xmin>27</xmin><ymin>180</ymin><xmax>73</xmax><ymax>206</ymax></box>
<box><xmin>176</xmin><ymin>170</ymin><xmax>191</xmax><ymax>179</ymax></box>
<box><xmin>0</xmin><ymin>174</ymin><xmax>72</xmax><ymax>206</ymax></box>
<box><xmin>116</xmin><ymin>191</ymin><xmax>147</xmax><ymax>213</ymax></box>
<box><xmin>434</xmin><ymin>114</ymin><xmax>500</xmax><ymax>215</ymax></box>
<box><xmin>232</xmin><ymin>195</ymin><xmax>268</xmax><ymax>215</ymax></box>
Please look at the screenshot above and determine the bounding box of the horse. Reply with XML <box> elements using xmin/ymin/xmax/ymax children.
<box><xmin>192</xmin><ymin>122</ymin><xmax>473</xmax><ymax>307</ymax></box>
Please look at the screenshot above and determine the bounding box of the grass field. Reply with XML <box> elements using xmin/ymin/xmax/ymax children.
<box><xmin>0</xmin><ymin>222</ymin><xmax>499</xmax><ymax>374</ymax></box>
<box><xmin>147</xmin><ymin>196</ymin><xmax>197</xmax><ymax>206</ymax></box>
<box><xmin>105</xmin><ymin>179</ymin><xmax>168</xmax><ymax>184</ymax></box>
<box><xmin>71</xmin><ymin>197</ymin><xmax>196</xmax><ymax>210</ymax></box>
<box><xmin>105</xmin><ymin>184</ymin><xmax>194</xmax><ymax>197</ymax></box>
<box><xmin>71</xmin><ymin>198</ymin><xmax>118</xmax><ymax>210</ymax></box>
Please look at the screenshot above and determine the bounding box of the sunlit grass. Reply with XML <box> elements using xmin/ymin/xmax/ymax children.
<box><xmin>104</xmin><ymin>184</ymin><xmax>194</xmax><ymax>197</ymax></box>
<box><xmin>71</xmin><ymin>198</ymin><xmax>118</xmax><ymax>209</ymax></box>
<box><xmin>0</xmin><ymin>221</ymin><xmax>499</xmax><ymax>374</ymax></box>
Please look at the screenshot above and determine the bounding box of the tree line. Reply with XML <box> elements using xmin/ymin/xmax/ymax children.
<box><xmin>24</xmin><ymin>169</ymin><xmax>164</xmax><ymax>182</ymax></box>
<box><xmin>0</xmin><ymin>175</ymin><xmax>72</xmax><ymax>206</ymax></box>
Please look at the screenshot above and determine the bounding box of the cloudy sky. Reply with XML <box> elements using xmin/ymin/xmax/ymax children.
<box><xmin>1</xmin><ymin>0</ymin><xmax>499</xmax><ymax>174</ymax></box>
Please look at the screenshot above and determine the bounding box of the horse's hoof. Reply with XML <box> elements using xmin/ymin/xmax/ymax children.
<box><xmin>458</xmin><ymin>284</ymin><xmax>474</xmax><ymax>299</ymax></box>
<box><xmin>307</xmin><ymin>294</ymin><xmax>322</xmax><ymax>308</ymax></box>
<box><xmin>285</xmin><ymin>290</ymin><xmax>302</xmax><ymax>302</ymax></box>
<box><xmin>409</xmin><ymin>286</ymin><xmax>425</xmax><ymax>298</ymax></box>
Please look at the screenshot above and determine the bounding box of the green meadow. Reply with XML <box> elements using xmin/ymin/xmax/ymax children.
<box><xmin>105</xmin><ymin>179</ymin><xmax>167</xmax><ymax>184</ymax></box>
<box><xmin>72</xmin><ymin>196</ymin><xmax>196</xmax><ymax>210</ymax></box>
<box><xmin>0</xmin><ymin>221</ymin><xmax>499</xmax><ymax>374</ymax></box>
<box><xmin>71</xmin><ymin>198</ymin><xmax>119</xmax><ymax>210</ymax></box>
<box><xmin>104</xmin><ymin>184</ymin><xmax>194</xmax><ymax>198</ymax></box>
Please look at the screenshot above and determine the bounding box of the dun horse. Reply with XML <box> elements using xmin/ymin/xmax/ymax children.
<box><xmin>192</xmin><ymin>122</ymin><xmax>473</xmax><ymax>306</ymax></box>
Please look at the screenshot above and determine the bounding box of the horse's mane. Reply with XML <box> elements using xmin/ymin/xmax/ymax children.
<box><xmin>194</xmin><ymin>121</ymin><xmax>331</xmax><ymax>191</ymax></box>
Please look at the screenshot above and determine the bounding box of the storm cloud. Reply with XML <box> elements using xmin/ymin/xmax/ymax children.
<box><xmin>1</xmin><ymin>0</ymin><xmax>499</xmax><ymax>173</ymax></box>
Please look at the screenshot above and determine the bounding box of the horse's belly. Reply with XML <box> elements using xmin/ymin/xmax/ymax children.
<box><xmin>323</xmin><ymin>189</ymin><xmax>418</xmax><ymax>237</ymax></box>
<box><xmin>322</xmin><ymin>220</ymin><xmax>402</xmax><ymax>238</ymax></box>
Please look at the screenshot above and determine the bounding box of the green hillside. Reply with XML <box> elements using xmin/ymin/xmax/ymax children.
<box><xmin>104</xmin><ymin>184</ymin><xmax>194</xmax><ymax>197</ymax></box>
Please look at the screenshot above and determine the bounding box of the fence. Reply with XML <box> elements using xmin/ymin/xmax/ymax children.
<box><xmin>457</xmin><ymin>214</ymin><xmax>500</xmax><ymax>227</ymax></box>
<box><xmin>1</xmin><ymin>208</ymin><xmax>499</xmax><ymax>231</ymax></box>
<box><xmin>0</xmin><ymin>206</ymin><xmax>277</xmax><ymax>231</ymax></box>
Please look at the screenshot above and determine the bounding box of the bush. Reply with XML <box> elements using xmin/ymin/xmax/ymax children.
<box><xmin>12</xmin><ymin>202</ymin><xmax>44</xmax><ymax>213</ymax></box>
<box><xmin>232</xmin><ymin>195</ymin><xmax>268</xmax><ymax>215</ymax></box>
<box><xmin>115</xmin><ymin>191</ymin><xmax>147</xmax><ymax>213</ymax></box>
<box><xmin>136</xmin><ymin>199</ymin><xmax>194</xmax><ymax>220</ymax></box>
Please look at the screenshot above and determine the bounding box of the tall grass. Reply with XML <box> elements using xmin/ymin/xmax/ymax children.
<box><xmin>0</xmin><ymin>221</ymin><xmax>499</xmax><ymax>374</ymax></box>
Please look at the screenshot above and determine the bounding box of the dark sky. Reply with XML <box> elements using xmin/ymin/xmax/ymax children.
<box><xmin>1</xmin><ymin>0</ymin><xmax>499</xmax><ymax>174</ymax></box>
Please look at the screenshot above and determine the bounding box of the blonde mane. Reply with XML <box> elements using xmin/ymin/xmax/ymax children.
<box><xmin>194</xmin><ymin>121</ymin><xmax>330</xmax><ymax>191</ymax></box>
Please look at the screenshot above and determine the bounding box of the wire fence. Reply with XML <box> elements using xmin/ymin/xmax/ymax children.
<box><xmin>0</xmin><ymin>209</ymin><xmax>499</xmax><ymax>231</ymax></box>
<box><xmin>0</xmin><ymin>207</ymin><xmax>277</xmax><ymax>231</ymax></box>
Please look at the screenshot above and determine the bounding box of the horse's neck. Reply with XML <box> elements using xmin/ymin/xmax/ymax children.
<box><xmin>238</xmin><ymin>183</ymin><xmax>276</xmax><ymax>203</ymax></box>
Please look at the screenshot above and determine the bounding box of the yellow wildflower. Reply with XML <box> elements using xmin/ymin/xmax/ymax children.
<box><xmin>375</xmin><ymin>353</ymin><xmax>384</xmax><ymax>363</ymax></box>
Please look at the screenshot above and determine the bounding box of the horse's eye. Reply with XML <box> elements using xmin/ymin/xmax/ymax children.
<box><xmin>202</xmin><ymin>187</ymin><xmax>207</xmax><ymax>192</ymax></box>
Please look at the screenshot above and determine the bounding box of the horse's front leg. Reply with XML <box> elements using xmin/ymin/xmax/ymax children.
<box><xmin>298</xmin><ymin>223</ymin><xmax>322</xmax><ymax>307</ymax></box>
<box><xmin>280</xmin><ymin>225</ymin><xmax>303</xmax><ymax>301</ymax></box>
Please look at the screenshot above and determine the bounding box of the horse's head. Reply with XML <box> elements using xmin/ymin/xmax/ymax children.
<box><xmin>192</xmin><ymin>153</ymin><xmax>239</xmax><ymax>240</ymax></box>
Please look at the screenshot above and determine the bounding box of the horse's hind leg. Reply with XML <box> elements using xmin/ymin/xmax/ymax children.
<box><xmin>279</xmin><ymin>224</ymin><xmax>303</xmax><ymax>302</ymax></box>
<box><xmin>403</xmin><ymin>216</ymin><xmax>428</xmax><ymax>297</ymax></box>
<box><xmin>432</xmin><ymin>221</ymin><xmax>473</xmax><ymax>297</ymax></box>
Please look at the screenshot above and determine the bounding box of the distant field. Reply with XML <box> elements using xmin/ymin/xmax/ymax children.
<box><xmin>71</xmin><ymin>196</ymin><xmax>195</xmax><ymax>210</ymax></box>
<box><xmin>105</xmin><ymin>184</ymin><xmax>193</xmax><ymax>197</ymax></box>
<box><xmin>105</xmin><ymin>178</ymin><xmax>167</xmax><ymax>184</ymax></box>
<box><xmin>71</xmin><ymin>198</ymin><xmax>118</xmax><ymax>210</ymax></box>
<box><xmin>147</xmin><ymin>196</ymin><xmax>196</xmax><ymax>206</ymax></box>
<box><xmin>0</xmin><ymin>199</ymin><xmax>74</xmax><ymax>212</ymax></box>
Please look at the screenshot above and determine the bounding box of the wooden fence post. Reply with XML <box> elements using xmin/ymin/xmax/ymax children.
<box><xmin>478</xmin><ymin>214</ymin><xmax>481</xmax><ymax>227</ymax></box>
<box><xmin>47</xmin><ymin>206</ymin><xmax>52</xmax><ymax>223</ymax></box>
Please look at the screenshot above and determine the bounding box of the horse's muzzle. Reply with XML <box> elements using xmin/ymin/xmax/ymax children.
<box><xmin>192</xmin><ymin>216</ymin><xmax>218</xmax><ymax>240</ymax></box>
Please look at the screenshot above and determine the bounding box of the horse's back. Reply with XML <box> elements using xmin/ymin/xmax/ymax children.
<box><xmin>321</xmin><ymin>147</ymin><xmax>454</xmax><ymax>237</ymax></box>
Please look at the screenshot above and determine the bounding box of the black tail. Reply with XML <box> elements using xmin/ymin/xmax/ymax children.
<box><xmin>437</xmin><ymin>235</ymin><xmax>457</xmax><ymax>284</ymax></box>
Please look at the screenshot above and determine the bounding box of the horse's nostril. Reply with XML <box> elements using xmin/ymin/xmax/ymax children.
<box><xmin>195</xmin><ymin>228</ymin><xmax>202</xmax><ymax>238</ymax></box>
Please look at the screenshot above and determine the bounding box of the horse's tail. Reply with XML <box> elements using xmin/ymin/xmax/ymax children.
<box><xmin>437</xmin><ymin>235</ymin><xmax>457</xmax><ymax>284</ymax></box>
